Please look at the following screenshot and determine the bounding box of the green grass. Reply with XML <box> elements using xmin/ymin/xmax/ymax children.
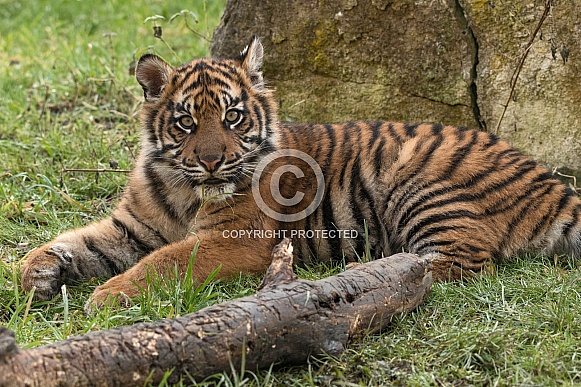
<box><xmin>1</xmin><ymin>1</ymin><xmax>581</xmax><ymax>386</ymax></box>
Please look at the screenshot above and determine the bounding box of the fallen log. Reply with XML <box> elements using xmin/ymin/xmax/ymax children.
<box><xmin>0</xmin><ymin>239</ymin><xmax>432</xmax><ymax>386</ymax></box>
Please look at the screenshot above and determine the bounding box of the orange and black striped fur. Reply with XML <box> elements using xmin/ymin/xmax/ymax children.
<box><xmin>21</xmin><ymin>37</ymin><xmax>581</xmax><ymax>309</ymax></box>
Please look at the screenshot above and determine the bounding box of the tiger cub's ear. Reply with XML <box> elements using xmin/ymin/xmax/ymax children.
<box><xmin>238</xmin><ymin>35</ymin><xmax>264</xmax><ymax>91</ymax></box>
<box><xmin>135</xmin><ymin>54</ymin><xmax>173</xmax><ymax>102</ymax></box>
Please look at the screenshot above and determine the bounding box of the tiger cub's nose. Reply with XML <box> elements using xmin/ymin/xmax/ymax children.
<box><xmin>198</xmin><ymin>155</ymin><xmax>223</xmax><ymax>172</ymax></box>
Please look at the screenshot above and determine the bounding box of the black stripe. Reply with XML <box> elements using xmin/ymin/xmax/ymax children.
<box><xmin>321</xmin><ymin>190</ymin><xmax>342</xmax><ymax>258</ymax></box>
<box><xmin>242</xmin><ymin>115</ymin><xmax>256</xmax><ymax>135</ymax></box>
<box><xmin>197</xmin><ymin>85</ymin><xmax>219</xmax><ymax>101</ymax></box>
<box><xmin>431</xmin><ymin>123</ymin><xmax>444</xmax><ymax>135</ymax></box>
<box><xmin>443</xmin><ymin>129</ymin><xmax>479</xmax><ymax>177</ymax></box>
<box><xmin>367</xmin><ymin>121</ymin><xmax>382</xmax><ymax>149</ymax></box>
<box><xmin>387</xmin><ymin>122</ymin><xmax>404</xmax><ymax>145</ymax></box>
<box><xmin>145</xmin><ymin>108</ymin><xmax>160</xmax><ymax>144</ymax></box>
<box><xmin>398</xmin><ymin>191</ymin><xmax>484</xmax><ymax>235</ymax></box>
<box><xmin>562</xmin><ymin>204</ymin><xmax>580</xmax><ymax>237</ymax></box>
<box><xmin>240</xmin><ymin>89</ymin><xmax>249</xmax><ymax>103</ymax></box>
<box><xmin>123</xmin><ymin>201</ymin><xmax>169</xmax><ymax>245</ymax></box>
<box><xmin>256</xmin><ymin>95</ymin><xmax>273</xmax><ymax>119</ymax></box>
<box><xmin>457</xmin><ymin>243</ymin><xmax>488</xmax><ymax>255</ymax></box>
<box><xmin>311</xmin><ymin>125</ymin><xmax>324</xmax><ymax>163</ymax></box>
<box><xmin>215</xmin><ymin>62</ymin><xmax>238</xmax><ymax>74</ymax></box>
<box><xmin>484</xmin><ymin>132</ymin><xmax>499</xmax><ymax>147</ymax></box>
<box><xmin>408</xmin><ymin>225</ymin><xmax>471</xmax><ymax>251</ymax></box>
<box><xmin>185</xmin><ymin>199</ymin><xmax>208</xmax><ymax>222</ymax></box>
<box><xmin>182</xmin><ymin>80</ymin><xmax>201</xmax><ymax>94</ymax></box>
<box><xmin>205</xmin><ymin>75</ymin><xmax>231</xmax><ymax>90</ymax></box>
<box><xmin>179</xmin><ymin>61</ymin><xmax>210</xmax><ymax>82</ymax></box>
<box><xmin>338</xmin><ymin>126</ymin><xmax>354</xmax><ymax>188</ymax></box>
<box><xmin>83</xmin><ymin>236</ymin><xmax>121</xmax><ymax>275</ymax></box>
<box><xmin>343</xmin><ymin>122</ymin><xmax>354</xmax><ymax>151</ymax></box>
<box><xmin>199</xmin><ymin>200</ymin><xmax>234</xmax><ymax>219</ymax></box>
<box><xmin>111</xmin><ymin>216</ymin><xmax>156</xmax><ymax>255</ymax></box>
<box><xmin>374</xmin><ymin>137</ymin><xmax>386</xmax><ymax>177</ymax></box>
<box><xmin>253</xmin><ymin>104</ymin><xmax>265</xmax><ymax>138</ymax></box>
<box><xmin>210</xmin><ymin>65</ymin><xmax>237</xmax><ymax>82</ymax></box>
<box><xmin>241</xmin><ymin>143</ymin><xmax>253</xmax><ymax>152</ymax></box>
<box><xmin>404</xmin><ymin>123</ymin><xmax>419</xmax><ymax>137</ymax></box>
<box><xmin>351</xmin><ymin>158</ymin><xmax>384</xmax><ymax>257</ymax></box>
<box><xmin>161</xmin><ymin>142</ymin><xmax>181</xmax><ymax>152</ymax></box>
<box><xmin>348</xmin><ymin>181</ymin><xmax>366</xmax><ymax>256</ymax></box>
<box><xmin>143</xmin><ymin>160</ymin><xmax>182</xmax><ymax>223</ymax></box>
<box><xmin>156</xmin><ymin>110</ymin><xmax>167</xmax><ymax>141</ymax></box>
<box><xmin>323</xmin><ymin>124</ymin><xmax>336</xmax><ymax>171</ymax></box>
<box><xmin>486</xmin><ymin>174</ymin><xmax>556</xmax><ymax>218</ymax></box>
<box><xmin>406</xmin><ymin>209</ymin><xmax>480</xmax><ymax>246</ymax></box>
<box><xmin>414</xmin><ymin>239</ymin><xmax>456</xmax><ymax>254</ymax></box>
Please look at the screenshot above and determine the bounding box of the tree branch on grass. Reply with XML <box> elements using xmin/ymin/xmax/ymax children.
<box><xmin>0</xmin><ymin>239</ymin><xmax>432</xmax><ymax>386</ymax></box>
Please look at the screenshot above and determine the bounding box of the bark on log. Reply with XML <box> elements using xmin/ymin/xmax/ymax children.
<box><xmin>0</xmin><ymin>239</ymin><xmax>432</xmax><ymax>386</ymax></box>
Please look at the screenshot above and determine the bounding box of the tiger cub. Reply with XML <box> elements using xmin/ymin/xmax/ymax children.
<box><xmin>21</xmin><ymin>36</ymin><xmax>581</xmax><ymax>309</ymax></box>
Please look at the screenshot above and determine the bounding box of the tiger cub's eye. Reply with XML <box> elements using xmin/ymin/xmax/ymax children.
<box><xmin>225</xmin><ymin>110</ymin><xmax>241</xmax><ymax>124</ymax></box>
<box><xmin>178</xmin><ymin>116</ymin><xmax>195</xmax><ymax>128</ymax></box>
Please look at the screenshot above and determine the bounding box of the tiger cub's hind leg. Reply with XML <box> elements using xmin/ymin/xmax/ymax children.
<box><xmin>424</xmin><ymin>251</ymin><xmax>495</xmax><ymax>282</ymax></box>
<box><xmin>408</xmin><ymin>229</ymin><xmax>497</xmax><ymax>281</ymax></box>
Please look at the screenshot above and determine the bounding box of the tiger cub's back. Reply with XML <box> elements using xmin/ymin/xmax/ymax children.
<box><xmin>277</xmin><ymin>121</ymin><xmax>581</xmax><ymax>280</ymax></box>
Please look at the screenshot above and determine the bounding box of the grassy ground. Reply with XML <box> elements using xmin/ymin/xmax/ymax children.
<box><xmin>1</xmin><ymin>1</ymin><xmax>580</xmax><ymax>386</ymax></box>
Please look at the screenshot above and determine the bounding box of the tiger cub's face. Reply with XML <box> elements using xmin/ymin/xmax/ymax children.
<box><xmin>135</xmin><ymin>37</ymin><xmax>278</xmax><ymax>200</ymax></box>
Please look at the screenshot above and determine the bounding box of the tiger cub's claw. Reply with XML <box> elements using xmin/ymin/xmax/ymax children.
<box><xmin>20</xmin><ymin>244</ymin><xmax>71</xmax><ymax>301</ymax></box>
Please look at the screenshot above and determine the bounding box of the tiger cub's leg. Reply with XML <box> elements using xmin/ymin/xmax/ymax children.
<box><xmin>409</xmin><ymin>230</ymin><xmax>496</xmax><ymax>282</ymax></box>
<box><xmin>425</xmin><ymin>251</ymin><xmax>495</xmax><ymax>282</ymax></box>
<box><xmin>21</xmin><ymin>207</ymin><xmax>168</xmax><ymax>301</ymax></box>
<box><xmin>85</xmin><ymin>230</ymin><xmax>276</xmax><ymax>310</ymax></box>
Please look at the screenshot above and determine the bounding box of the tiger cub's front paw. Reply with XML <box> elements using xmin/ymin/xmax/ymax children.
<box><xmin>21</xmin><ymin>244</ymin><xmax>72</xmax><ymax>301</ymax></box>
<box><xmin>84</xmin><ymin>274</ymin><xmax>139</xmax><ymax>314</ymax></box>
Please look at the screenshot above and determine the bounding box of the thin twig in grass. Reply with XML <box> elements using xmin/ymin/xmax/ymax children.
<box><xmin>121</xmin><ymin>136</ymin><xmax>137</xmax><ymax>161</ymax></box>
<box><xmin>62</xmin><ymin>168</ymin><xmax>131</xmax><ymax>174</ymax></box>
<box><xmin>494</xmin><ymin>0</ymin><xmax>552</xmax><ymax>135</ymax></box>
<box><xmin>552</xmin><ymin>166</ymin><xmax>579</xmax><ymax>192</ymax></box>
<box><xmin>183</xmin><ymin>17</ymin><xmax>211</xmax><ymax>43</ymax></box>
<box><xmin>55</xmin><ymin>58</ymin><xmax>80</xmax><ymax>110</ymax></box>
<box><xmin>38</xmin><ymin>83</ymin><xmax>50</xmax><ymax>120</ymax></box>
<box><xmin>103</xmin><ymin>33</ymin><xmax>118</xmax><ymax>101</ymax></box>
<box><xmin>169</xmin><ymin>9</ymin><xmax>212</xmax><ymax>43</ymax></box>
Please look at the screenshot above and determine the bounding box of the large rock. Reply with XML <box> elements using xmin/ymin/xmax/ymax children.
<box><xmin>211</xmin><ymin>0</ymin><xmax>581</xmax><ymax>176</ymax></box>
<box><xmin>459</xmin><ymin>0</ymin><xmax>581</xmax><ymax>176</ymax></box>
